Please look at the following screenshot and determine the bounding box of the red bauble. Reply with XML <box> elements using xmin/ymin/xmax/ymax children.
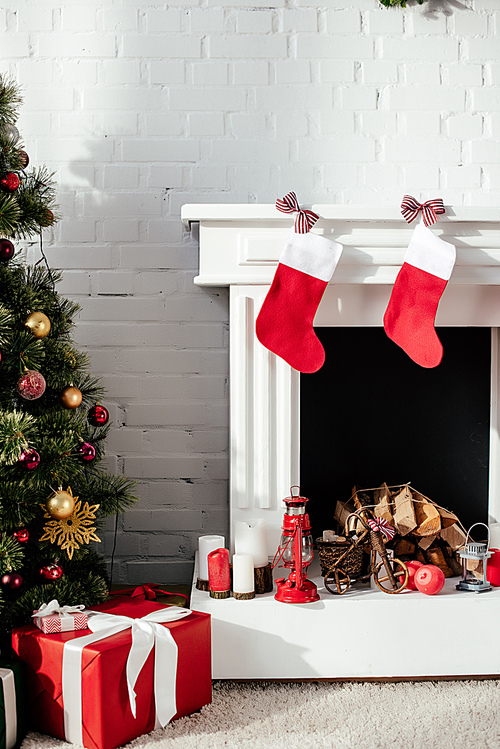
<box><xmin>19</xmin><ymin>448</ymin><xmax>40</xmax><ymax>470</ymax></box>
<box><xmin>414</xmin><ymin>564</ymin><xmax>445</xmax><ymax>596</ymax></box>
<box><xmin>78</xmin><ymin>442</ymin><xmax>96</xmax><ymax>461</ymax></box>
<box><xmin>17</xmin><ymin>370</ymin><xmax>46</xmax><ymax>400</ymax></box>
<box><xmin>0</xmin><ymin>239</ymin><xmax>15</xmax><ymax>261</ymax></box>
<box><xmin>40</xmin><ymin>209</ymin><xmax>54</xmax><ymax>227</ymax></box>
<box><xmin>0</xmin><ymin>173</ymin><xmax>20</xmax><ymax>191</ymax></box>
<box><xmin>1</xmin><ymin>572</ymin><xmax>23</xmax><ymax>590</ymax></box>
<box><xmin>13</xmin><ymin>529</ymin><xmax>29</xmax><ymax>543</ymax></box>
<box><xmin>398</xmin><ymin>560</ymin><xmax>424</xmax><ymax>591</ymax></box>
<box><xmin>39</xmin><ymin>563</ymin><xmax>63</xmax><ymax>581</ymax></box>
<box><xmin>88</xmin><ymin>404</ymin><xmax>109</xmax><ymax>426</ymax></box>
<box><xmin>18</xmin><ymin>150</ymin><xmax>29</xmax><ymax>168</ymax></box>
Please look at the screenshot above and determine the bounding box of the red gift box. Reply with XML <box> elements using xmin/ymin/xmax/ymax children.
<box><xmin>12</xmin><ymin>597</ymin><xmax>212</xmax><ymax>749</ymax></box>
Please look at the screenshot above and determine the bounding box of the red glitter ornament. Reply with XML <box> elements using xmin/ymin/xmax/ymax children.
<box><xmin>17</xmin><ymin>370</ymin><xmax>46</xmax><ymax>400</ymax></box>
<box><xmin>13</xmin><ymin>529</ymin><xmax>29</xmax><ymax>543</ymax></box>
<box><xmin>88</xmin><ymin>404</ymin><xmax>109</xmax><ymax>426</ymax></box>
<box><xmin>0</xmin><ymin>173</ymin><xmax>20</xmax><ymax>191</ymax></box>
<box><xmin>1</xmin><ymin>572</ymin><xmax>23</xmax><ymax>590</ymax></box>
<box><xmin>78</xmin><ymin>442</ymin><xmax>96</xmax><ymax>461</ymax></box>
<box><xmin>19</xmin><ymin>448</ymin><xmax>40</xmax><ymax>470</ymax></box>
<box><xmin>39</xmin><ymin>563</ymin><xmax>63</xmax><ymax>581</ymax></box>
<box><xmin>0</xmin><ymin>239</ymin><xmax>15</xmax><ymax>261</ymax></box>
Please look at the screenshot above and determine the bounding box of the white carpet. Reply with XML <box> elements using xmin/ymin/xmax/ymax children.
<box><xmin>21</xmin><ymin>679</ymin><xmax>500</xmax><ymax>749</ymax></box>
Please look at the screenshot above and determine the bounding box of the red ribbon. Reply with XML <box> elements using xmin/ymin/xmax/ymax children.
<box><xmin>110</xmin><ymin>583</ymin><xmax>189</xmax><ymax>603</ymax></box>
<box><xmin>401</xmin><ymin>195</ymin><xmax>445</xmax><ymax>228</ymax></box>
<box><xmin>367</xmin><ymin>517</ymin><xmax>396</xmax><ymax>541</ymax></box>
<box><xmin>275</xmin><ymin>191</ymin><xmax>319</xmax><ymax>234</ymax></box>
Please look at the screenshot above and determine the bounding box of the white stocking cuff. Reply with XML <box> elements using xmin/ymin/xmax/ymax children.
<box><xmin>280</xmin><ymin>230</ymin><xmax>343</xmax><ymax>283</ymax></box>
<box><xmin>405</xmin><ymin>221</ymin><xmax>456</xmax><ymax>281</ymax></box>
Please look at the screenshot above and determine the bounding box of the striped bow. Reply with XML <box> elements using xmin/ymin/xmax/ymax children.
<box><xmin>276</xmin><ymin>191</ymin><xmax>319</xmax><ymax>234</ymax></box>
<box><xmin>367</xmin><ymin>517</ymin><xmax>396</xmax><ymax>541</ymax></box>
<box><xmin>401</xmin><ymin>195</ymin><xmax>445</xmax><ymax>227</ymax></box>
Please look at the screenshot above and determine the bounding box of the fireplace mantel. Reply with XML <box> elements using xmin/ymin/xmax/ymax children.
<box><xmin>184</xmin><ymin>204</ymin><xmax>500</xmax><ymax>680</ymax></box>
<box><xmin>182</xmin><ymin>204</ymin><xmax>500</xmax><ymax>287</ymax></box>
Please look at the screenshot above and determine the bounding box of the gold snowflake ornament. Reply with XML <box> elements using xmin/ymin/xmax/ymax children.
<box><xmin>39</xmin><ymin>498</ymin><xmax>101</xmax><ymax>559</ymax></box>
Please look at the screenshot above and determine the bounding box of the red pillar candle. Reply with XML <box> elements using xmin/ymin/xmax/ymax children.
<box><xmin>208</xmin><ymin>548</ymin><xmax>230</xmax><ymax>599</ymax></box>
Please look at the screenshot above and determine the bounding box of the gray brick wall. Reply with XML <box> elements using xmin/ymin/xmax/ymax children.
<box><xmin>4</xmin><ymin>0</ymin><xmax>499</xmax><ymax>583</ymax></box>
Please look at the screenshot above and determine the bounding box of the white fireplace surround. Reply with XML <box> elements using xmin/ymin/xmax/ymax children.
<box><xmin>183</xmin><ymin>204</ymin><xmax>500</xmax><ymax>551</ymax></box>
<box><xmin>182</xmin><ymin>204</ymin><xmax>500</xmax><ymax>680</ymax></box>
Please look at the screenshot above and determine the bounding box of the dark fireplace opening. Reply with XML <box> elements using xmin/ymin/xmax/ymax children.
<box><xmin>300</xmin><ymin>327</ymin><xmax>491</xmax><ymax>541</ymax></box>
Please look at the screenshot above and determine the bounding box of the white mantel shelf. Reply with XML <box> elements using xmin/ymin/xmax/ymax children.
<box><xmin>182</xmin><ymin>204</ymin><xmax>500</xmax><ymax>287</ymax></box>
<box><xmin>181</xmin><ymin>203</ymin><xmax>500</xmax><ymax>228</ymax></box>
<box><xmin>186</xmin><ymin>203</ymin><xmax>500</xmax><ymax>680</ymax></box>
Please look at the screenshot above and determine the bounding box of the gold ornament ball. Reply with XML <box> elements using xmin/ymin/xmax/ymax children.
<box><xmin>46</xmin><ymin>489</ymin><xmax>75</xmax><ymax>519</ymax></box>
<box><xmin>25</xmin><ymin>311</ymin><xmax>51</xmax><ymax>339</ymax></box>
<box><xmin>60</xmin><ymin>386</ymin><xmax>83</xmax><ymax>409</ymax></box>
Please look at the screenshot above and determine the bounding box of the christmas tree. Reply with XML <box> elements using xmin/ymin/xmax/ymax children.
<box><xmin>0</xmin><ymin>75</ymin><xmax>137</xmax><ymax>639</ymax></box>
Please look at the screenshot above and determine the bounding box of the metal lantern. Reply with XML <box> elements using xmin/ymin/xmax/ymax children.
<box><xmin>456</xmin><ymin>522</ymin><xmax>492</xmax><ymax>594</ymax></box>
<box><xmin>274</xmin><ymin>486</ymin><xmax>319</xmax><ymax>604</ymax></box>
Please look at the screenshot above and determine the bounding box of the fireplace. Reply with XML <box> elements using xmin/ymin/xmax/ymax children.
<box><xmin>300</xmin><ymin>325</ymin><xmax>491</xmax><ymax>539</ymax></box>
<box><xmin>182</xmin><ymin>204</ymin><xmax>500</xmax><ymax>679</ymax></box>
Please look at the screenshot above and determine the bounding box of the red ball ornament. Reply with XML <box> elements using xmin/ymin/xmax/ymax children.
<box><xmin>414</xmin><ymin>564</ymin><xmax>445</xmax><ymax>596</ymax></box>
<box><xmin>78</xmin><ymin>442</ymin><xmax>96</xmax><ymax>461</ymax></box>
<box><xmin>39</xmin><ymin>563</ymin><xmax>63</xmax><ymax>581</ymax></box>
<box><xmin>18</xmin><ymin>150</ymin><xmax>29</xmax><ymax>168</ymax></box>
<box><xmin>397</xmin><ymin>560</ymin><xmax>424</xmax><ymax>591</ymax></box>
<box><xmin>13</xmin><ymin>529</ymin><xmax>29</xmax><ymax>543</ymax></box>
<box><xmin>1</xmin><ymin>572</ymin><xmax>23</xmax><ymax>590</ymax></box>
<box><xmin>19</xmin><ymin>448</ymin><xmax>40</xmax><ymax>470</ymax></box>
<box><xmin>88</xmin><ymin>404</ymin><xmax>109</xmax><ymax>427</ymax></box>
<box><xmin>40</xmin><ymin>209</ymin><xmax>54</xmax><ymax>228</ymax></box>
<box><xmin>0</xmin><ymin>239</ymin><xmax>15</xmax><ymax>261</ymax></box>
<box><xmin>0</xmin><ymin>173</ymin><xmax>20</xmax><ymax>192</ymax></box>
<box><xmin>17</xmin><ymin>370</ymin><xmax>46</xmax><ymax>400</ymax></box>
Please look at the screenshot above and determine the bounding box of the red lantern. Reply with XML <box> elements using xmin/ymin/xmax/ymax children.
<box><xmin>274</xmin><ymin>487</ymin><xmax>319</xmax><ymax>604</ymax></box>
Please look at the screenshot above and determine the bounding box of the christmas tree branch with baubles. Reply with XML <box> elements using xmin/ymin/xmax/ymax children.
<box><xmin>378</xmin><ymin>0</ymin><xmax>424</xmax><ymax>6</ymax></box>
<box><xmin>0</xmin><ymin>74</ymin><xmax>138</xmax><ymax>640</ymax></box>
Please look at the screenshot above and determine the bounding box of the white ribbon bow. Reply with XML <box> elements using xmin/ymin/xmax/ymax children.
<box><xmin>32</xmin><ymin>599</ymin><xmax>86</xmax><ymax>620</ymax></box>
<box><xmin>61</xmin><ymin>606</ymin><xmax>192</xmax><ymax>746</ymax></box>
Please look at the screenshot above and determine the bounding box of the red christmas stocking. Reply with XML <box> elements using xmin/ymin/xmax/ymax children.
<box><xmin>384</xmin><ymin>220</ymin><xmax>456</xmax><ymax>368</ymax></box>
<box><xmin>256</xmin><ymin>193</ymin><xmax>343</xmax><ymax>373</ymax></box>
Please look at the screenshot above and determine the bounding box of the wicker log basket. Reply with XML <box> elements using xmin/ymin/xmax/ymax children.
<box><xmin>315</xmin><ymin>537</ymin><xmax>364</xmax><ymax>578</ymax></box>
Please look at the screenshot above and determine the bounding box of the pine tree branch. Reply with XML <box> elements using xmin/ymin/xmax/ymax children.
<box><xmin>0</xmin><ymin>409</ymin><xmax>36</xmax><ymax>464</ymax></box>
<box><xmin>0</xmin><ymin>75</ymin><xmax>23</xmax><ymax>125</ymax></box>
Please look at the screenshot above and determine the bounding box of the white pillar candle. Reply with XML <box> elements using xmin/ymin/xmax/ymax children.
<box><xmin>234</xmin><ymin>518</ymin><xmax>268</xmax><ymax>568</ymax></box>
<box><xmin>198</xmin><ymin>535</ymin><xmax>225</xmax><ymax>580</ymax></box>
<box><xmin>232</xmin><ymin>554</ymin><xmax>255</xmax><ymax>595</ymax></box>
<box><xmin>489</xmin><ymin>523</ymin><xmax>500</xmax><ymax>549</ymax></box>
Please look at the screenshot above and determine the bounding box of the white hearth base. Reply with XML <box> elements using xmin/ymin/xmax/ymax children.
<box><xmin>191</xmin><ymin>557</ymin><xmax>500</xmax><ymax>680</ymax></box>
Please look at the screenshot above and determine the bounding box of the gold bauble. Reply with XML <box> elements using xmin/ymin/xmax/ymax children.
<box><xmin>60</xmin><ymin>385</ymin><xmax>83</xmax><ymax>409</ymax></box>
<box><xmin>46</xmin><ymin>487</ymin><xmax>76</xmax><ymax>520</ymax></box>
<box><xmin>25</xmin><ymin>311</ymin><xmax>51</xmax><ymax>339</ymax></box>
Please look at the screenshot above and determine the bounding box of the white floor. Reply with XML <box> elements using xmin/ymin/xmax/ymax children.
<box><xmin>191</xmin><ymin>557</ymin><xmax>500</xmax><ymax>680</ymax></box>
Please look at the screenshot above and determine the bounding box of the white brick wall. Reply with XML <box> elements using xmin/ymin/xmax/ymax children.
<box><xmin>4</xmin><ymin>0</ymin><xmax>499</xmax><ymax>583</ymax></box>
